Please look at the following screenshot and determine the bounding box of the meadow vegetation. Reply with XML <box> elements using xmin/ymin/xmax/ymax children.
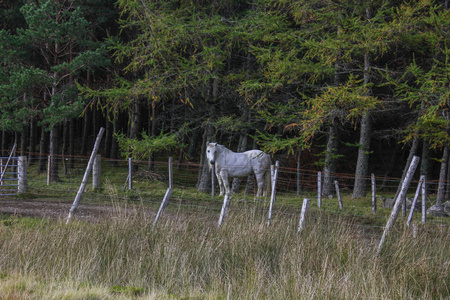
<box><xmin>0</xmin><ymin>161</ymin><xmax>449</xmax><ymax>299</ymax></box>
<box><xmin>0</xmin><ymin>184</ymin><xmax>449</xmax><ymax>299</ymax></box>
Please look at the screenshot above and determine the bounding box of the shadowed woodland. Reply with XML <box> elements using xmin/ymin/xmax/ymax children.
<box><xmin>1</xmin><ymin>0</ymin><xmax>450</xmax><ymax>209</ymax></box>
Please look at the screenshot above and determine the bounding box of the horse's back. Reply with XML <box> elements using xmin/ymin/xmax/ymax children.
<box><xmin>243</xmin><ymin>150</ymin><xmax>271</xmax><ymax>170</ymax></box>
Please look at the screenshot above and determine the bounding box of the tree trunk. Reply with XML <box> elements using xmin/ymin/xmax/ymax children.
<box><xmin>38</xmin><ymin>126</ymin><xmax>48</xmax><ymax>173</ymax></box>
<box><xmin>187</xmin><ymin>128</ymin><xmax>200</xmax><ymax>160</ymax></box>
<box><xmin>110</xmin><ymin>115</ymin><xmax>120</xmax><ymax>166</ymax></box>
<box><xmin>396</xmin><ymin>134</ymin><xmax>420</xmax><ymax>196</ymax></box>
<box><xmin>104</xmin><ymin>117</ymin><xmax>112</xmax><ymax>158</ymax></box>
<box><xmin>68</xmin><ymin>118</ymin><xmax>74</xmax><ymax>168</ymax></box>
<box><xmin>380</xmin><ymin>144</ymin><xmax>399</xmax><ymax>191</ymax></box>
<box><xmin>323</xmin><ymin>124</ymin><xmax>338</xmax><ymax>196</ymax></box>
<box><xmin>49</xmin><ymin>124</ymin><xmax>60</xmax><ymax>183</ymax></box>
<box><xmin>28</xmin><ymin>119</ymin><xmax>36</xmax><ymax>165</ymax></box>
<box><xmin>148</xmin><ymin>100</ymin><xmax>156</xmax><ymax>171</ymax></box>
<box><xmin>20</xmin><ymin>124</ymin><xmax>28</xmax><ymax>157</ymax></box>
<box><xmin>197</xmin><ymin>124</ymin><xmax>213</xmax><ymax>192</ymax></box>
<box><xmin>1</xmin><ymin>129</ymin><xmax>8</xmax><ymax>156</ymax></box>
<box><xmin>352</xmin><ymin>111</ymin><xmax>372</xmax><ymax>198</ymax></box>
<box><xmin>62</xmin><ymin>119</ymin><xmax>69</xmax><ymax>174</ymax></box>
<box><xmin>436</xmin><ymin>145</ymin><xmax>448</xmax><ymax>207</ymax></box>
<box><xmin>81</xmin><ymin>108</ymin><xmax>90</xmax><ymax>156</ymax></box>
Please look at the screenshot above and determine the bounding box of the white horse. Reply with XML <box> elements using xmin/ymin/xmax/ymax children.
<box><xmin>206</xmin><ymin>142</ymin><xmax>271</xmax><ymax>197</ymax></box>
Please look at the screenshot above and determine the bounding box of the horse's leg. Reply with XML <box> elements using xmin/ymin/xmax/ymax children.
<box><xmin>217</xmin><ymin>173</ymin><xmax>225</xmax><ymax>196</ymax></box>
<box><xmin>255</xmin><ymin>172</ymin><xmax>265</xmax><ymax>198</ymax></box>
<box><xmin>220</xmin><ymin>170</ymin><xmax>231</xmax><ymax>195</ymax></box>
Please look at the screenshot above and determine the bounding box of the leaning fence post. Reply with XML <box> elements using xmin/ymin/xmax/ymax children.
<box><xmin>334</xmin><ymin>180</ymin><xmax>343</xmax><ymax>210</ymax></box>
<box><xmin>422</xmin><ymin>176</ymin><xmax>426</xmax><ymax>224</ymax></box>
<box><xmin>317</xmin><ymin>172</ymin><xmax>322</xmax><ymax>208</ymax></box>
<box><xmin>154</xmin><ymin>157</ymin><xmax>174</xmax><ymax>226</ymax></box>
<box><xmin>18</xmin><ymin>156</ymin><xmax>28</xmax><ymax>194</ymax></box>
<box><xmin>372</xmin><ymin>173</ymin><xmax>376</xmax><ymax>214</ymax></box>
<box><xmin>92</xmin><ymin>154</ymin><xmax>101</xmax><ymax>190</ymax></box>
<box><xmin>66</xmin><ymin>127</ymin><xmax>105</xmax><ymax>224</ymax></box>
<box><xmin>218</xmin><ymin>193</ymin><xmax>231</xmax><ymax>227</ymax></box>
<box><xmin>377</xmin><ymin>156</ymin><xmax>419</xmax><ymax>255</ymax></box>
<box><xmin>297</xmin><ymin>198</ymin><xmax>311</xmax><ymax>234</ymax></box>
<box><xmin>267</xmin><ymin>160</ymin><xmax>279</xmax><ymax>227</ymax></box>
<box><xmin>407</xmin><ymin>175</ymin><xmax>424</xmax><ymax>228</ymax></box>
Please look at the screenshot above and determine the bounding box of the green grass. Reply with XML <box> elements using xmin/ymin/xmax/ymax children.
<box><xmin>1</xmin><ymin>160</ymin><xmax>449</xmax><ymax>298</ymax></box>
<box><xmin>0</xmin><ymin>204</ymin><xmax>448</xmax><ymax>299</ymax></box>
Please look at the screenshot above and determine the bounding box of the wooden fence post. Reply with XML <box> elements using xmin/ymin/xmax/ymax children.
<box><xmin>92</xmin><ymin>154</ymin><xmax>101</xmax><ymax>190</ymax></box>
<box><xmin>407</xmin><ymin>175</ymin><xmax>424</xmax><ymax>228</ymax></box>
<box><xmin>318</xmin><ymin>172</ymin><xmax>322</xmax><ymax>208</ymax></box>
<box><xmin>422</xmin><ymin>176</ymin><xmax>427</xmax><ymax>224</ymax></box>
<box><xmin>154</xmin><ymin>157</ymin><xmax>174</xmax><ymax>226</ymax></box>
<box><xmin>128</xmin><ymin>157</ymin><xmax>133</xmax><ymax>190</ymax></box>
<box><xmin>47</xmin><ymin>155</ymin><xmax>51</xmax><ymax>185</ymax></box>
<box><xmin>218</xmin><ymin>194</ymin><xmax>231</xmax><ymax>227</ymax></box>
<box><xmin>267</xmin><ymin>161</ymin><xmax>279</xmax><ymax>227</ymax></box>
<box><xmin>66</xmin><ymin>127</ymin><xmax>105</xmax><ymax>224</ymax></box>
<box><xmin>18</xmin><ymin>156</ymin><xmax>27</xmax><ymax>194</ymax></box>
<box><xmin>334</xmin><ymin>180</ymin><xmax>343</xmax><ymax>210</ymax></box>
<box><xmin>372</xmin><ymin>173</ymin><xmax>376</xmax><ymax>214</ymax></box>
<box><xmin>377</xmin><ymin>156</ymin><xmax>420</xmax><ymax>255</ymax></box>
<box><xmin>297</xmin><ymin>198</ymin><xmax>311</xmax><ymax>234</ymax></box>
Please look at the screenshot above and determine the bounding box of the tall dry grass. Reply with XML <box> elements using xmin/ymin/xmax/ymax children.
<box><xmin>0</xmin><ymin>197</ymin><xmax>448</xmax><ymax>299</ymax></box>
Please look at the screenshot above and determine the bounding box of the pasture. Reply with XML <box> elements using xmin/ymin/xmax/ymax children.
<box><xmin>0</xmin><ymin>157</ymin><xmax>449</xmax><ymax>299</ymax></box>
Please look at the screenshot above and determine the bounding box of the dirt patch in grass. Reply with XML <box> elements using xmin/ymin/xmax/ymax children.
<box><xmin>0</xmin><ymin>198</ymin><xmax>139</xmax><ymax>222</ymax></box>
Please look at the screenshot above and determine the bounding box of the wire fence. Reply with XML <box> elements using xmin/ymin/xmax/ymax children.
<box><xmin>2</xmin><ymin>153</ymin><xmax>450</xmax><ymax>228</ymax></box>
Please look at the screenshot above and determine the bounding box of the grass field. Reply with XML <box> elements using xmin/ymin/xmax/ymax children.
<box><xmin>0</xmin><ymin>160</ymin><xmax>449</xmax><ymax>299</ymax></box>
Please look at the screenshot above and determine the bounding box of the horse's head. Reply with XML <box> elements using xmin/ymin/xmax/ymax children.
<box><xmin>206</xmin><ymin>142</ymin><xmax>218</xmax><ymax>169</ymax></box>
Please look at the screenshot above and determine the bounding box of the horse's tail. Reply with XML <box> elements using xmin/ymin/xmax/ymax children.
<box><xmin>263</xmin><ymin>155</ymin><xmax>272</xmax><ymax>197</ymax></box>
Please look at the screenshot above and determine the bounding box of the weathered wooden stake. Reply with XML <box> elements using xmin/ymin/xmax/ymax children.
<box><xmin>407</xmin><ymin>175</ymin><xmax>424</xmax><ymax>228</ymax></box>
<box><xmin>422</xmin><ymin>176</ymin><xmax>426</xmax><ymax>224</ymax></box>
<box><xmin>297</xmin><ymin>198</ymin><xmax>311</xmax><ymax>234</ymax></box>
<box><xmin>377</xmin><ymin>155</ymin><xmax>419</xmax><ymax>255</ymax></box>
<box><xmin>47</xmin><ymin>155</ymin><xmax>51</xmax><ymax>185</ymax></box>
<box><xmin>128</xmin><ymin>157</ymin><xmax>133</xmax><ymax>190</ymax></box>
<box><xmin>218</xmin><ymin>194</ymin><xmax>231</xmax><ymax>227</ymax></box>
<box><xmin>317</xmin><ymin>172</ymin><xmax>322</xmax><ymax>208</ymax></box>
<box><xmin>154</xmin><ymin>157</ymin><xmax>173</xmax><ymax>226</ymax></box>
<box><xmin>66</xmin><ymin>127</ymin><xmax>105</xmax><ymax>224</ymax></box>
<box><xmin>267</xmin><ymin>161</ymin><xmax>279</xmax><ymax>227</ymax></box>
<box><xmin>92</xmin><ymin>154</ymin><xmax>101</xmax><ymax>190</ymax></box>
<box><xmin>18</xmin><ymin>156</ymin><xmax>27</xmax><ymax>194</ymax></box>
<box><xmin>372</xmin><ymin>173</ymin><xmax>376</xmax><ymax>214</ymax></box>
<box><xmin>334</xmin><ymin>180</ymin><xmax>343</xmax><ymax>210</ymax></box>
